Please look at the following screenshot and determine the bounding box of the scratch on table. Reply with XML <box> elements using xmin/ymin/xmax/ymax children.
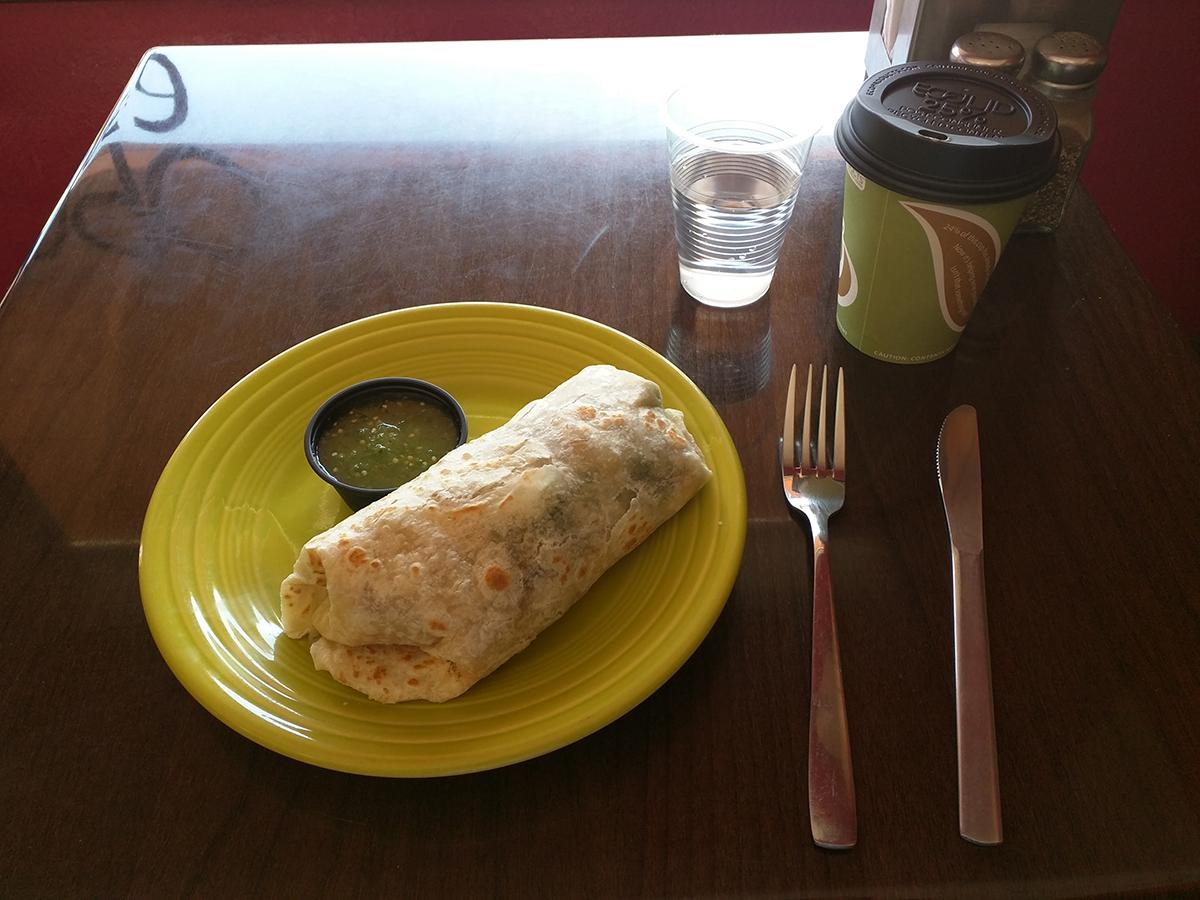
<box><xmin>573</xmin><ymin>225</ymin><xmax>610</xmax><ymax>273</ymax></box>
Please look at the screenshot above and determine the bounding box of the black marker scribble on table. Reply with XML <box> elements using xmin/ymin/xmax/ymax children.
<box><xmin>60</xmin><ymin>51</ymin><xmax>264</xmax><ymax>266</ymax></box>
<box><xmin>101</xmin><ymin>52</ymin><xmax>189</xmax><ymax>142</ymax></box>
<box><xmin>69</xmin><ymin>142</ymin><xmax>264</xmax><ymax>266</ymax></box>
<box><xmin>134</xmin><ymin>52</ymin><xmax>190</xmax><ymax>133</ymax></box>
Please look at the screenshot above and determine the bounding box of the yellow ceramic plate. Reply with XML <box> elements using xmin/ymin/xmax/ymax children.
<box><xmin>139</xmin><ymin>303</ymin><xmax>746</xmax><ymax>776</ymax></box>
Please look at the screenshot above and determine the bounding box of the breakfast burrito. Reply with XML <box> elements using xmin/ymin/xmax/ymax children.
<box><xmin>280</xmin><ymin>364</ymin><xmax>712</xmax><ymax>703</ymax></box>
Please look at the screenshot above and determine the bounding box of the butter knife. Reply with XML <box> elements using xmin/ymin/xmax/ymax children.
<box><xmin>937</xmin><ymin>405</ymin><xmax>1002</xmax><ymax>846</ymax></box>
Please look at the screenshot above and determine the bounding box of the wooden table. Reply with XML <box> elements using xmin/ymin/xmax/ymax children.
<box><xmin>2</xmin><ymin>35</ymin><xmax>1199</xmax><ymax>899</ymax></box>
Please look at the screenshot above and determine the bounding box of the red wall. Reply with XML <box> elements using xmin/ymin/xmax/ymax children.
<box><xmin>1</xmin><ymin>0</ymin><xmax>1196</xmax><ymax>337</ymax></box>
<box><xmin>1084</xmin><ymin>0</ymin><xmax>1199</xmax><ymax>339</ymax></box>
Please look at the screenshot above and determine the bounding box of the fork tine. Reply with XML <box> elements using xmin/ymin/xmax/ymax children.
<box><xmin>817</xmin><ymin>366</ymin><xmax>829</xmax><ymax>473</ymax></box>
<box><xmin>801</xmin><ymin>364</ymin><xmax>814</xmax><ymax>471</ymax></box>
<box><xmin>782</xmin><ymin>364</ymin><xmax>797</xmax><ymax>471</ymax></box>
<box><xmin>834</xmin><ymin>367</ymin><xmax>845</xmax><ymax>476</ymax></box>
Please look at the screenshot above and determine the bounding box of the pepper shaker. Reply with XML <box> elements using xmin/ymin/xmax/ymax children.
<box><xmin>1018</xmin><ymin>31</ymin><xmax>1108</xmax><ymax>231</ymax></box>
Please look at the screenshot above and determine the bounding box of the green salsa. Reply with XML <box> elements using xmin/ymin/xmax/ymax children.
<box><xmin>316</xmin><ymin>394</ymin><xmax>460</xmax><ymax>490</ymax></box>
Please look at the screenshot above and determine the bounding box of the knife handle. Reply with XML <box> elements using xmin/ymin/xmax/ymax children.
<box><xmin>953</xmin><ymin>546</ymin><xmax>1002</xmax><ymax>845</ymax></box>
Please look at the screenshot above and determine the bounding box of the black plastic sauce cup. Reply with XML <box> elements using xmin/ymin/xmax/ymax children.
<box><xmin>304</xmin><ymin>377</ymin><xmax>468</xmax><ymax>511</ymax></box>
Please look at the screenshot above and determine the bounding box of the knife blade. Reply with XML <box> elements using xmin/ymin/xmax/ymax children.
<box><xmin>937</xmin><ymin>405</ymin><xmax>1002</xmax><ymax>846</ymax></box>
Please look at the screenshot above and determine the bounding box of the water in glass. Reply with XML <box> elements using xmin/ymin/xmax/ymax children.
<box><xmin>670</xmin><ymin>143</ymin><xmax>803</xmax><ymax>306</ymax></box>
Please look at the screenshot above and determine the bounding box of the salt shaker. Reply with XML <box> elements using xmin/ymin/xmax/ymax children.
<box><xmin>1018</xmin><ymin>31</ymin><xmax>1108</xmax><ymax>231</ymax></box>
<box><xmin>949</xmin><ymin>32</ymin><xmax>1026</xmax><ymax>77</ymax></box>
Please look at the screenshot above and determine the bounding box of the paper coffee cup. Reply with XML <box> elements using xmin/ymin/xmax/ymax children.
<box><xmin>833</xmin><ymin>63</ymin><xmax>1060</xmax><ymax>364</ymax></box>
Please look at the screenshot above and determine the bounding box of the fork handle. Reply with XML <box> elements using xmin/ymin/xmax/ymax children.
<box><xmin>809</xmin><ymin>533</ymin><xmax>857</xmax><ymax>849</ymax></box>
<box><xmin>953</xmin><ymin>546</ymin><xmax>1002</xmax><ymax>845</ymax></box>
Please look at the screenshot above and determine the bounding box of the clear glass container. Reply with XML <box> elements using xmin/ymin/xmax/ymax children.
<box><xmin>1017</xmin><ymin>32</ymin><xmax>1109</xmax><ymax>232</ymax></box>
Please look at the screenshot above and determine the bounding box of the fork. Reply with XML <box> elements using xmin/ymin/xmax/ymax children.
<box><xmin>781</xmin><ymin>363</ymin><xmax>856</xmax><ymax>850</ymax></box>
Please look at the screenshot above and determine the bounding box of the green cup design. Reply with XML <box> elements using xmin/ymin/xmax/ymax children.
<box><xmin>836</xmin><ymin>165</ymin><xmax>1028</xmax><ymax>364</ymax></box>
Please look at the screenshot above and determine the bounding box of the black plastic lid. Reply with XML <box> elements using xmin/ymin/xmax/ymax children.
<box><xmin>834</xmin><ymin>62</ymin><xmax>1060</xmax><ymax>204</ymax></box>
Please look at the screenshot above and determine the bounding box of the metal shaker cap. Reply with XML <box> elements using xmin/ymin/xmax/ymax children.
<box><xmin>834</xmin><ymin>62</ymin><xmax>1060</xmax><ymax>204</ymax></box>
<box><xmin>950</xmin><ymin>32</ymin><xmax>1026</xmax><ymax>76</ymax></box>
<box><xmin>1031</xmin><ymin>32</ymin><xmax>1108</xmax><ymax>86</ymax></box>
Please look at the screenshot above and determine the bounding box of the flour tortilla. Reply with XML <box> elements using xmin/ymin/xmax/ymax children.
<box><xmin>280</xmin><ymin>364</ymin><xmax>713</xmax><ymax>703</ymax></box>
